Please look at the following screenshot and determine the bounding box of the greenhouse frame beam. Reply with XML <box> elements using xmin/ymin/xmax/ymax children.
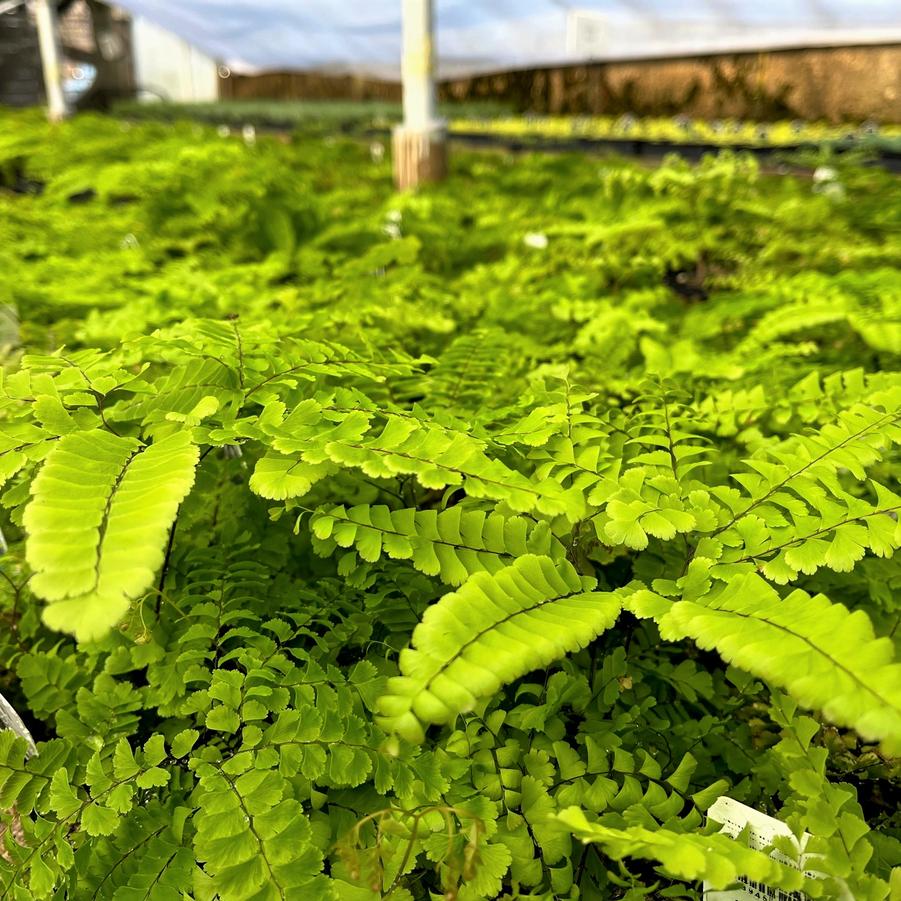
<box><xmin>393</xmin><ymin>0</ymin><xmax>447</xmax><ymax>189</ymax></box>
<box><xmin>32</xmin><ymin>0</ymin><xmax>71</xmax><ymax>121</ymax></box>
<box><xmin>0</xmin><ymin>0</ymin><xmax>27</xmax><ymax>15</ymax></box>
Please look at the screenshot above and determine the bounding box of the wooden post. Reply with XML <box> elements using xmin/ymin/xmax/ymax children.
<box><xmin>393</xmin><ymin>0</ymin><xmax>447</xmax><ymax>190</ymax></box>
<box><xmin>33</xmin><ymin>0</ymin><xmax>70</xmax><ymax>121</ymax></box>
<box><xmin>549</xmin><ymin>69</ymin><xmax>565</xmax><ymax>115</ymax></box>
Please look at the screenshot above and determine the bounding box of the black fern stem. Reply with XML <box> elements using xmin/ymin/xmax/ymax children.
<box><xmin>93</xmin><ymin>391</ymin><xmax>121</xmax><ymax>437</ymax></box>
<box><xmin>155</xmin><ymin>517</ymin><xmax>179</xmax><ymax>616</ymax></box>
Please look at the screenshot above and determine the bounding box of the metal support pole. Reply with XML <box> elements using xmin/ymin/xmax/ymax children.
<box><xmin>33</xmin><ymin>0</ymin><xmax>70</xmax><ymax>121</ymax></box>
<box><xmin>393</xmin><ymin>0</ymin><xmax>447</xmax><ymax>190</ymax></box>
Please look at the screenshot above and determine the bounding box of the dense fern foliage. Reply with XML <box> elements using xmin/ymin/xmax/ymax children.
<box><xmin>0</xmin><ymin>109</ymin><xmax>900</xmax><ymax>900</ymax></box>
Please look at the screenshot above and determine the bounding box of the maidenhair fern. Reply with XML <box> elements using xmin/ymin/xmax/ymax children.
<box><xmin>628</xmin><ymin>574</ymin><xmax>901</xmax><ymax>754</ymax></box>
<box><xmin>24</xmin><ymin>430</ymin><xmax>199</xmax><ymax>640</ymax></box>
<box><xmin>378</xmin><ymin>556</ymin><xmax>623</xmax><ymax>742</ymax></box>
<box><xmin>0</xmin><ymin>110</ymin><xmax>899</xmax><ymax>899</ymax></box>
<box><xmin>310</xmin><ymin>504</ymin><xmax>563</xmax><ymax>585</ymax></box>
<box><xmin>558</xmin><ymin>809</ymin><xmax>823</xmax><ymax>895</ymax></box>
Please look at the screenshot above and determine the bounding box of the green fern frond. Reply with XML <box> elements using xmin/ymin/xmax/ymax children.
<box><xmin>527</xmin><ymin>381</ymin><xmax>615</xmax><ymax>494</ymax></box>
<box><xmin>557</xmin><ymin>808</ymin><xmax>821</xmax><ymax>895</ymax></box>
<box><xmin>3</xmin><ymin>110</ymin><xmax>901</xmax><ymax>901</ymax></box>
<box><xmin>263</xmin><ymin>706</ymin><xmax>375</xmax><ymax>788</ymax></box>
<box><xmin>552</xmin><ymin>744</ymin><xmax>715</xmax><ymax>830</ymax></box>
<box><xmin>378</xmin><ymin>555</ymin><xmax>623</xmax><ymax>742</ymax></box>
<box><xmin>24</xmin><ymin>430</ymin><xmax>198</xmax><ymax>640</ymax></box>
<box><xmin>311</xmin><ymin>504</ymin><xmax>563</xmax><ymax>585</ymax></box>
<box><xmin>117</xmin><ymin>357</ymin><xmax>240</xmax><ymax>425</ymax></box>
<box><xmin>329</xmin><ymin>418</ymin><xmax>582</xmax><ymax>518</ymax></box>
<box><xmin>715</xmin><ymin>480</ymin><xmax>901</xmax><ymax>584</ymax></box>
<box><xmin>249</xmin><ymin>453</ymin><xmax>337</xmax><ymax>500</ymax></box>
<box><xmin>191</xmin><ymin>757</ymin><xmax>330</xmax><ymax>901</ymax></box>
<box><xmin>423</xmin><ymin>327</ymin><xmax>523</xmax><ymax>414</ymax></box>
<box><xmin>0</xmin><ymin>732</ymin><xmax>74</xmax><ymax>815</ymax></box>
<box><xmin>712</xmin><ymin>397</ymin><xmax>901</xmax><ymax>532</ymax></box>
<box><xmin>260</xmin><ymin>402</ymin><xmax>584</xmax><ymax>519</ymax></box>
<box><xmin>76</xmin><ymin>803</ymin><xmax>194</xmax><ymax>901</ymax></box>
<box><xmin>586</xmin><ymin>387</ymin><xmax>720</xmax><ymax>549</ymax></box>
<box><xmin>641</xmin><ymin>573</ymin><xmax>901</xmax><ymax>754</ymax></box>
<box><xmin>702</xmin><ymin>398</ymin><xmax>901</xmax><ymax>580</ymax></box>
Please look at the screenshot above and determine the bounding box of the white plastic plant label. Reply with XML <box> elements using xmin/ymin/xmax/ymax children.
<box><xmin>703</xmin><ymin>797</ymin><xmax>813</xmax><ymax>901</ymax></box>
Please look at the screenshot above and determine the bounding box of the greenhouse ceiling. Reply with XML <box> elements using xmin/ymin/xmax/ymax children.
<box><xmin>116</xmin><ymin>0</ymin><xmax>901</xmax><ymax>77</ymax></box>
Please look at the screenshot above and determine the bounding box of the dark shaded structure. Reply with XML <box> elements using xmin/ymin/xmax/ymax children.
<box><xmin>0</xmin><ymin>0</ymin><xmax>133</xmax><ymax>109</ymax></box>
<box><xmin>0</xmin><ymin>3</ymin><xmax>42</xmax><ymax>107</ymax></box>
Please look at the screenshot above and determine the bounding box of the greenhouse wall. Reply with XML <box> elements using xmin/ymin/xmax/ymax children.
<box><xmin>222</xmin><ymin>44</ymin><xmax>901</xmax><ymax>123</ymax></box>
<box><xmin>441</xmin><ymin>44</ymin><xmax>901</xmax><ymax>122</ymax></box>
<box><xmin>132</xmin><ymin>14</ymin><xmax>219</xmax><ymax>103</ymax></box>
<box><xmin>219</xmin><ymin>69</ymin><xmax>401</xmax><ymax>104</ymax></box>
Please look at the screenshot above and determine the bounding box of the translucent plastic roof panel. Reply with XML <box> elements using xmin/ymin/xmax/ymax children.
<box><xmin>116</xmin><ymin>1</ymin><xmax>901</xmax><ymax>77</ymax></box>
